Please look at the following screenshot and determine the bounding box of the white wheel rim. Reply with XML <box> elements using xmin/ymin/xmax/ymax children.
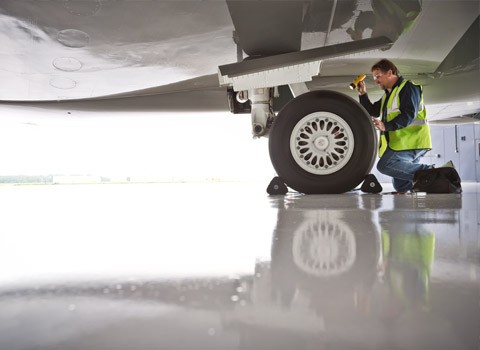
<box><xmin>290</xmin><ymin>112</ymin><xmax>355</xmax><ymax>175</ymax></box>
<box><xmin>292</xmin><ymin>214</ymin><xmax>356</xmax><ymax>277</ymax></box>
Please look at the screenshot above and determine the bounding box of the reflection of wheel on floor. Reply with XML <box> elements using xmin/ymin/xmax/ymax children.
<box><xmin>269</xmin><ymin>90</ymin><xmax>377</xmax><ymax>193</ymax></box>
<box><xmin>271</xmin><ymin>209</ymin><xmax>378</xmax><ymax>300</ymax></box>
<box><xmin>291</xmin><ymin>214</ymin><xmax>357</xmax><ymax>277</ymax></box>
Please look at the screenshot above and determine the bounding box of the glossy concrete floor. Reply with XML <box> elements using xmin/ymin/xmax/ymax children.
<box><xmin>0</xmin><ymin>182</ymin><xmax>478</xmax><ymax>350</ymax></box>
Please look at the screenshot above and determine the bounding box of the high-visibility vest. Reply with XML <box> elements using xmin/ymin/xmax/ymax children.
<box><xmin>381</xmin><ymin>229</ymin><xmax>434</xmax><ymax>307</ymax></box>
<box><xmin>378</xmin><ymin>79</ymin><xmax>432</xmax><ymax>157</ymax></box>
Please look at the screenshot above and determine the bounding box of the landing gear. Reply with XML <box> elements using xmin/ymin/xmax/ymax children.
<box><xmin>269</xmin><ymin>90</ymin><xmax>377</xmax><ymax>194</ymax></box>
<box><xmin>227</xmin><ymin>87</ymin><xmax>275</xmax><ymax>137</ymax></box>
<box><xmin>249</xmin><ymin>88</ymin><xmax>274</xmax><ymax>137</ymax></box>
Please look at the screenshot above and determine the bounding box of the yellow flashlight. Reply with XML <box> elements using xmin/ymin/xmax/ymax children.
<box><xmin>349</xmin><ymin>74</ymin><xmax>366</xmax><ymax>90</ymax></box>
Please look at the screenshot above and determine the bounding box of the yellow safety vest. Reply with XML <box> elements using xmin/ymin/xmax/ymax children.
<box><xmin>378</xmin><ymin>80</ymin><xmax>432</xmax><ymax>157</ymax></box>
<box><xmin>381</xmin><ymin>229</ymin><xmax>435</xmax><ymax>307</ymax></box>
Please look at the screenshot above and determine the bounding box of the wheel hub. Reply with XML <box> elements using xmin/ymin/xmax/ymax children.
<box><xmin>290</xmin><ymin>112</ymin><xmax>355</xmax><ymax>175</ymax></box>
<box><xmin>314</xmin><ymin>135</ymin><xmax>329</xmax><ymax>151</ymax></box>
<box><xmin>292</xmin><ymin>214</ymin><xmax>356</xmax><ymax>277</ymax></box>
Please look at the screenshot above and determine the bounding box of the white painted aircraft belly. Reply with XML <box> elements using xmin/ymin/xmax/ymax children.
<box><xmin>0</xmin><ymin>1</ymin><xmax>237</xmax><ymax>100</ymax></box>
<box><xmin>0</xmin><ymin>0</ymin><xmax>479</xmax><ymax>125</ymax></box>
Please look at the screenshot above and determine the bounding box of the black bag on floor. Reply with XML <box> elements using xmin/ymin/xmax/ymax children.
<box><xmin>412</xmin><ymin>167</ymin><xmax>462</xmax><ymax>193</ymax></box>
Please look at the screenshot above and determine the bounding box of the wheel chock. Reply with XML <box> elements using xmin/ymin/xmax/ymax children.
<box><xmin>267</xmin><ymin>176</ymin><xmax>288</xmax><ymax>195</ymax></box>
<box><xmin>361</xmin><ymin>174</ymin><xmax>382</xmax><ymax>193</ymax></box>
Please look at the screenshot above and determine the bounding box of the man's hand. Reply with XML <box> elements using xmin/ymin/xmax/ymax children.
<box><xmin>356</xmin><ymin>80</ymin><xmax>367</xmax><ymax>95</ymax></box>
<box><xmin>371</xmin><ymin>116</ymin><xmax>385</xmax><ymax>131</ymax></box>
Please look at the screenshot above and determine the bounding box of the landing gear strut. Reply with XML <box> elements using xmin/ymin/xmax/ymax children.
<box><xmin>249</xmin><ymin>88</ymin><xmax>274</xmax><ymax>137</ymax></box>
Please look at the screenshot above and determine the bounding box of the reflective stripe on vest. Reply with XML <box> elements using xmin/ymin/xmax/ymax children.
<box><xmin>378</xmin><ymin>80</ymin><xmax>432</xmax><ymax>157</ymax></box>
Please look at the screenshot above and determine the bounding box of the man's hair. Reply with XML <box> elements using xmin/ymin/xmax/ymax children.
<box><xmin>371</xmin><ymin>59</ymin><xmax>400</xmax><ymax>75</ymax></box>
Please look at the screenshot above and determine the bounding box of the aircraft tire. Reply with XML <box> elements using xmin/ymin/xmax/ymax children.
<box><xmin>270</xmin><ymin>207</ymin><xmax>378</xmax><ymax>301</ymax></box>
<box><xmin>269</xmin><ymin>90</ymin><xmax>377</xmax><ymax>194</ymax></box>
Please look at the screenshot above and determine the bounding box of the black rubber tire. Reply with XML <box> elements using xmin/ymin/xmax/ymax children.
<box><xmin>268</xmin><ymin>90</ymin><xmax>377</xmax><ymax>194</ymax></box>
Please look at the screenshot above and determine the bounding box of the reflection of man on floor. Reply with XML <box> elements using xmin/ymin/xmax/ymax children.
<box><xmin>376</xmin><ymin>210</ymin><xmax>435</xmax><ymax>322</ymax></box>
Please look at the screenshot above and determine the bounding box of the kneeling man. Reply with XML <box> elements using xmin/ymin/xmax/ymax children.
<box><xmin>356</xmin><ymin>59</ymin><xmax>432</xmax><ymax>193</ymax></box>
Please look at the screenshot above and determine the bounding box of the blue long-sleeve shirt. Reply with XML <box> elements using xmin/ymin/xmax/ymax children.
<box><xmin>359</xmin><ymin>76</ymin><xmax>422</xmax><ymax>132</ymax></box>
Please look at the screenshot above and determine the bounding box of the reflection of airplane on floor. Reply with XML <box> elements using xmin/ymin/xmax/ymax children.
<box><xmin>0</xmin><ymin>1</ymin><xmax>478</xmax><ymax>193</ymax></box>
<box><xmin>0</xmin><ymin>192</ymin><xmax>475</xmax><ymax>349</ymax></box>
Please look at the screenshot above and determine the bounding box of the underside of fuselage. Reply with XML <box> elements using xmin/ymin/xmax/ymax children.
<box><xmin>0</xmin><ymin>0</ymin><xmax>477</xmax><ymax>101</ymax></box>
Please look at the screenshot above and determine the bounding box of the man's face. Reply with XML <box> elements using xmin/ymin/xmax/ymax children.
<box><xmin>372</xmin><ymin>69</ymin><xmax>387</xmax><ymax>90</ymax></box>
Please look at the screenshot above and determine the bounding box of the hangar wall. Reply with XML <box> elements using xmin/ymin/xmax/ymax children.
<box><xmin>371</xmin><ymin>123</ymin><xmax>480</xmax><ymax>184</ymax></box>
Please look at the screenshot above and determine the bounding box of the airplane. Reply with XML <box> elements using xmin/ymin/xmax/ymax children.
<box><xmin>0</xmin><ymin>0</ymin><xmax>478</xmax><ymax>193</ymax></box>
